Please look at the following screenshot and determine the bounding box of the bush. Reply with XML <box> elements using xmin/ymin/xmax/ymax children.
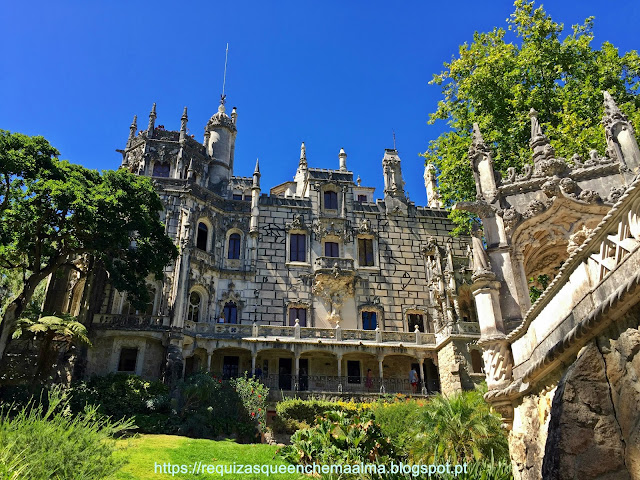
<box><xmin>275</xmin><ymin>398</ymin><xmax>372</xmax><ymax>433</ymax></box>
<box><xmin>0</xmin><ymin>387</ymin><xmax>133</xmax><ymax>480</ymax></box>
<box><xmin>372</xmin><ymin>400</ymin><xmax>424</xmax><ymax>454</ymax></box>
<box><xmin>68</xmin><ymin>373</ymin><xmax>169</xmax><ymax>420</ymax></box>
<box><xmin>230</xmin><ymin>374</ymin><xmax>269</xmax><ymax>433</ymax></box>
<box><xmin>279</xmin><ymin>410</ymin><xmax>396</xmax><ymax>470</ymax></box>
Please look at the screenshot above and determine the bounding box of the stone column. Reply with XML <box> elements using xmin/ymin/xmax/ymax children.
<box><xmin>337</xmin><ymin>354</ymin><xmax>343</xmax><ymax>392</ymax></box>
<box><xmin>207</xmin><ymin>352</ymin><xmax>212</xmax><ymax>373</ymax></box>
<box><xmin>378</xmin><ymin>355</ymin><xmax>385</xmax><ymax>393</ymax></box>
<box><xmin>418</xmin><ymin>357</ymin><xmax>426</xmax><ymax>395</ymax></box>
<box><xmin>251</xmin><ymin>352</ymin><xmax>257</xmax><ymax>376</ymax></box>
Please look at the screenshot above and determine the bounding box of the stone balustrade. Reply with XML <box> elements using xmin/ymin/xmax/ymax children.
<box><xmin>93</xmin><ymin>314</ymin><xmax>171</xmax><ymax>329</ymax></box>
<box><xmin>313</xmin><ymin>256</ymin><xmax>355</xmax><ymax>271</ymax></box>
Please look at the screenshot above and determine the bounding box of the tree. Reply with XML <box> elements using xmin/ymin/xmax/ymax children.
<box><xmin>423</xmin><ymin>0</ymin><xmax>640</xmax><ymax>233</ymax></box>
<box><xmin>409</xmin><ymin>389</ymin><xmax>509</xmax><ymax>464</ymax></box>
<box><xmin>0</xmin><ymin>131</ymin><xmax>178</xmax><ymax>364</ymax></box>
<box><xmin>12</xmin><ymin>315</ymin><xmax>91</xmax><ymax>383</ymax></box>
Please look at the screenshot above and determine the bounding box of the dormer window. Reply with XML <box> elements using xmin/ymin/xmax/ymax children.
<box><xmin>324</xmin><ymin>191</ymin><xmax>338</xmax><ymax>210</ymax></box>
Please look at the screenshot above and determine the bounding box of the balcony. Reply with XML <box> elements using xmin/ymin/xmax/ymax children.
<box><xmin>183</xmin><ymin>321</ymin><xmax>436</xmax><ymax>346</ymax></box>
<box><xmin>93</xmin><ymin>314</ymin><xmax>171</xmax><ymax>330</ymax></box>
<box><xmin>313</xmin><ymin>256</ymin><xmax>354</xmax><ymax>272</ymax></box>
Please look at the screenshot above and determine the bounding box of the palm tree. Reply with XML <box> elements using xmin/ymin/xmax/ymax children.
<box><xmin>12</xmin><ymin>315</ymin><xmax>91</xmax><ymax>383</ymax></box>
<box><xmin>409</xmin><ymin>389</ymin><xmax>509</xmax><ymax>464</ymax></box>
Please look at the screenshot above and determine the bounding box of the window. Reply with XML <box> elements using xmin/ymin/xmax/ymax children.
<box><xmin>325</xmin><ymin>242</ymin><xmax>339</xmax><ymax>257</ymax></box>
<box><xmin>347</xmin><ymin>361</ymin><xmax>361</xmax><ymax>384</ymax></box>
<box><xmin>118</xmin><ymin>348</ymin><xmax>138</xmax><ymax>372</ymax></box>
<box><xmin>358</xmin><ymin>238</ymin><xmax>374</xmax><ymax>266</ymax></box>
<box><xmin>232</xmin><ymin>194</ymin><xmax>243</xmax><ymax>200</ymax></box>
<box><xmin>324</xmin><ymin>191</ymin><xmax>338</xmax><ymax>210</ymax></box>
<box><xmin>196</xmin><ymin>222</ymin><xmax>208</xmax><ymax>251</ymax></box>
<box><xmin>289</xmin><ymin>234</ymin><xmax>306</xmax><ymax>262</ymax></box>
<box><xmin>152</xmin><ymin>162</ymin><xmax>170</xmax><ymax>178</ymax></box>
<box><xmin>408</xmin><ymin>313</ymin><xmax>424</xmax><ymax>332</ymax></box>
<box><xmin>357</xmin><ymin>194</ymin><xmax>367</xmax><ymax>203</ymax></box>
<box><xmin>471</xmin><ymin>350</ymin><xmax>484</xmax><ymax>374</ymax></box>
<box><xmin>188</xmin><ymin>291</ymin><xmax>201</xmax><ymax>322</ymax></box>
<box><xmin>223</xmin><ymin>302</ymin><xmax>237</xmax><ymax>324</ymax></box>
<box><xmin>228</xmin><ymin>233</ymin><xmax>241</xmax><ymax>259</ymax></box>
<box><xmin>223</xmin><ymin>356</ymin><xmax>239</xmax><ymax>379</ymax></box>
<box><xmin>362</xmin><ymin>311</ymin><xmax>377</xmax><ymax>330</ymax></box>
<box><xmin>288</xmin><ymin>307</ymin><xmax>307</xmax><ymax>327</ymax></box>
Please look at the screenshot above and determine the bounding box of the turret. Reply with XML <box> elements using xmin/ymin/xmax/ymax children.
<box><xmin>205</xmin><ymin>95</ymin><xmax>238</xmax><ymax>185</ymax></box>
<box><xmin>382</xmin><ymin>148</ymin><xmax>408</xmax><ymax>215</ymax></box>
<box><xmin>339</xmin><ymin>148</ymin><xmax>347</xmax><ymax>171</ymax></box>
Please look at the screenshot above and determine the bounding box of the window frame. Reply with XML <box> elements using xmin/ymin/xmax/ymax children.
<box><xmin>117</xmin><ymin>348</ymin><xmax>138</xmax><ymax>372</ymax></box>
<box><xmin>223</xmin><ymin>302</ymin><xmax>238</xmax><ymax>324</ymax></box>
<box><xmin>323</xmin><ymin>190</ymin><xmax>338</xmax><ymax>210</ymax></box>
<box><xmin>324</xmin><ymin>241</ymin><xmax>339</xmax><ymax>258</ymax></box>
<box><xmin>288</xmin><ymin>307</ymin><xmax>307</xmax><ymax>327</ymax></box>
<box><xmin>227</xmin><ymin>233</ymin><xmax>241</xmax><ymax>260</ymax></box>
<box><xmin>289</xmin><ymin>233</ymin><xmax>307</xmax><ymax>263</ymax></box>
<box><xmin>361</xmin><ymin>310</ymin><xmax>377</xmax><ymax>330</ymax></box>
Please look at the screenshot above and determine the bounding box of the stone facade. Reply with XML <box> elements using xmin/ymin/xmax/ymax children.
<box><xmin>466</xmin><ymin>92</ymin><xmax>640</xmax><ymax>479</ymax></box>
<box><xmin>46</xmin><ymin>96</ymin><xmax>484</xmax><ymax>397</ymax></box>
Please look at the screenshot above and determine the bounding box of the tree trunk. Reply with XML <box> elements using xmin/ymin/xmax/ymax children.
<box><xmin>0</xmin><ymin>271</ymin><xmax>51</xmax><ymax>366</ymax></box>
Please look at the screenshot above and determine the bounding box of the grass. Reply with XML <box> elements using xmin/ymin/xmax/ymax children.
<box><xmin>113</xmin><ymin>434</ymin><xmax>306</xmax><ymax>480</ymax></box>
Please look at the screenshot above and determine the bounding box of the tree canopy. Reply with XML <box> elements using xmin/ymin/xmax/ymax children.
<box><xmin>423</xmin><ymin>0</ymin><xmax>640</xmax><ymax>233</ymax></box>
<box><xmin>0</xmin><ymin>130</ymin><xmax>178</xmax><ymax>361</ymax></box>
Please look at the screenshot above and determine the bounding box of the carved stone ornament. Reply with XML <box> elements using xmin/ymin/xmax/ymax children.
<box><xmin>516</xmin><ymin>164</ymin><xmax>533</xmax><ymax>182</ymax></box>
<box><xmin>481</xmin><ymin>339</ymin><xmax>513</xmax><ymax>389</ymax></box>
<box><xmin>312</xmin><ymin>272</ymin><xmax>355</xmax><ymax>325</ymax></box>
<box><xmin>357</xmin><ymin>218</ymin><xmax>376</xmax><ymax>236</ymax></box>
<box><xmin>500</xmin><ymin>207</ymin><xmax>522</xmax><ymax>233</ymax></box>
<box><xmin>559</xmin><ymin>177</ymin><xmax>578</xmax><ymax>195</ymax></box>
<box><xmin>312</xmin><ymin>219</ymin><xmax>351</xmax><ymax>242</ymax></box>
<box><xmin>607</xmin><ymin>186</ymin><xmax>626</xmax><ymax>204</ymax></box>
<box><xmin>286</xmin><ymin>214</ymin><xmax>307</xmax><ymax>232</ymax></box>
<box><xmin>567</xmin><ymin>224</ymin><xmax>593</xmax><ymax>255</ymax></box>
<box><xmin>541</xmin><ymin>177</ymin><xmax>560</xmax><ymax>197</ymax></box>
<box><xmin>578</xmin><ymin>189</ymin><xmax>601</xmax><ymax>204</ymax></box>
<box><xmin>535</xmin><ymin>158</ymin><xmax>567</xmax><ymax>177</ymax></box>
<box><xmin>523</xmin><ymin>199</ymin><xmax>548</xmax><ymax>219</ymax></box>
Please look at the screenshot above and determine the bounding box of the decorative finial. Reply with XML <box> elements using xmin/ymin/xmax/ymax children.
<box><xmin>128</xmin><ymin>115</ymin><xmax>137</xmax><ymax>142</ymax></box>
<box><xmin>471</xmin><ymin>123</ymin><xmax>485</xmax><ymax>147</ymax></box>
<box><xmin>299</xmin><ymin>141</ymin><xmax>307</xmax><ymax>167</ymax></box>
<box><xmin>603</xmin><ymin>91</ymin><xmax>626</xmax><ymax>121</ymax></box>
<box><xmin>339</xmin><ymin>148</ymin><xmax>347</xmax><ymax>171</ymax></box>
<box><xmin>147</xmin><ymin>103</ymin><xmax>157</xmax><ymax>137</ymax></box>
<box><xmin>231</xmin><ymin>106</ymin><xmax>237</xmax><ymax>125</ymax></box>
<box><xmin>528</xmin><ymin>108</ymin><xmax>554</xmax><ymax>163</ymax></box>
<box><xmin>179</xmin><ymin>107</ymin><xmax>188</xmax><ymax>142</ymax></box>
<box><xmin>356</xmin><ymin>175</ymin><xmax>361</xmax><ymax>186</ymax></box>
<box><xmin>254</xmin><ymin>158</ymin><xmax>260</xmax><ymax>174</ymax></box>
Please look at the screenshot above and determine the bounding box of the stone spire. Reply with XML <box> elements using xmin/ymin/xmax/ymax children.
<box><xmin>147</xmin><ymin>103</ymin><xmax>156</xmax><ymax>138</ymax></box>
<box><xmin>250</xmin><ymin>158</ymin><xmax>261</xmax><ymax>234</ymax></box>
<box><xmin>128</xmin><ymin>115</ymin><xmax>137</xmax><ymax>145</ymax></box>
<box><xmin>179</xmin><ymin>107</ymin><xmax>188</xmax><ymax>143</ymax></box>
<box><xmin>603</xmin><ymin>91</ymin><xmax>640</xmax><ymax>176</ymax></box>
<box><xmin>339</xmin><ymin>148</ymin><xmax>347</xmax><ymax>171</ymax></box>
<box><xmin>529</xmin><ymin>108</ymin><xmax>554</xmax><ymax>164</ymax></box>
<box><xmin>424</xmin><ymin>163</ymin><xmax>442</xmax><ymax>208</ymax></box>
<box><xmin>299</xmin><ymin>142</ymin><xmax>307</xmax><ymax>168</ymax></box>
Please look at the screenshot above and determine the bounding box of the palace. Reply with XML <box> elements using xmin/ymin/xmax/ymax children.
<box><xmin>43</xmin><ymin>96</ymin><xmax>484</xmax><ymax>397</ymax></box>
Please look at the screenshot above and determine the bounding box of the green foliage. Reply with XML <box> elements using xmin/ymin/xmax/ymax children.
<box><xmin>230</xmin><ymin>374</ymin><xmax>269</xmax><ymax>432</ymax></box>
<box><xmin>0</xmin><ymin>387</ymin><xmax>133</xmax><ymax>480</ymax></box>
<box><xmin>0</xmin><ymin>130</ymin><xmax>178</xmax><ymax>361</ymax></box>
<box><xmin>423</xmin><ymin>0</ymin><xmax>640</xmax><ymax>233</ymax></box>
<box><xmin>279</xmin><ymin>410</ymin><xmax>396</xmax><ymax>472</ymax></box>
<box><xmin>409</xmin><ymin>390</ymin><xmax>509</xmax><ymax>464</ymax></box>
<box><xmin>275</xmin><ymin>398</ymin><xmax>371</xmax><ymax>433</ymax></box>
<box><xmin>371</xmin><ymin>400</ymin><xmax>424</xmax><ymax>454</ymax></box>
<box><xmin>528</xmin><ymin>273</ymin><xmax>550</xmax><ymax>302</ymax></box>
<box><xmin>68</xmin><ymin>373</ymin><xmax>170</xmax><ymax>421</ymax></box>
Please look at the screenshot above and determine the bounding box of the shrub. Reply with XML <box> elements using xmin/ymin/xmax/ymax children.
<box><xmin>275</xmin><ymin>398</ymin><xmax>370</xmax><ymax>433</ymax></box>
<box><xmin>408</xmin><ymin>389</ymin><xmax>509</xmax><ymax>464</ymax></box>
<box><xmin>372</xmin><ymin>400</ymin><xmax>424</xmax><ymax>454</ymax></box>
<box><xmin>0</xmin><ymin>387</ymin><xmax>133</xmax><ymax>480</ymax></box>
<box><xmin>279</xmin><ymin>410</ymin><xmax>396</xmax><ymax>470</ymax></box>
<box><xmin>68</xmin><ymin>373</ymin><xmax>169</xmax><ymax>420</ymax></box>
<box><xmin>230</xmin><ymin>374</ymin><xmax>269</xmax><ymax>433</ymax></box>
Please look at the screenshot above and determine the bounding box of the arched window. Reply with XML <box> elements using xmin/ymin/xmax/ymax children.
<box><xmin>188</xmin><ymin>291</ymin><xmax>201</xmax><ymax>322</ymax></box>
<box><xmin>223</xmin><ymin>302</ymin><xmax>238</xmax><ymax>324</ymax></box>
<box><xmin>196</xmin><ymin>222</ymin><xmax>208</xmax><ymax>251</ymax></box>
<box><xmin>228</xmin><ymin>233</ymin><xmax>241</xmax><ymax>259</ymax></box>
<box><xmin>152</xmin><ymin>162</ymin><xmax>170</xmax><ymax>178</ymax></box>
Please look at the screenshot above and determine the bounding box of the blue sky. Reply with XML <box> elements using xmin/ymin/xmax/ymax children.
<box><xmin>1</xmin><ymin>1</ymin><xmax>638</xmax><ymax>203</ymax></box>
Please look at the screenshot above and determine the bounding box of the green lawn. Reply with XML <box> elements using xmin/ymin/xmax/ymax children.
<box><xmin>113</xmin><ymin>434</ymin><xmax>306</xmax><ymax>480</ymax></box>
